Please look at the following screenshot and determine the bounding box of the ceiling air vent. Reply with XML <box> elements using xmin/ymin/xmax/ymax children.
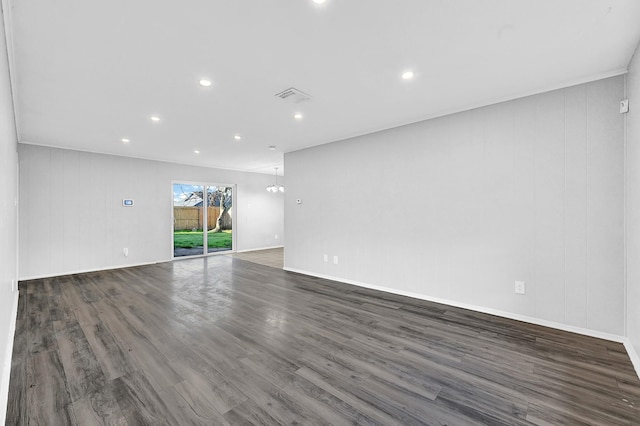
<box><xmin>275</xmin><ymin>87</ymin><xmax>312</xmax><ymax>104</ymax></box>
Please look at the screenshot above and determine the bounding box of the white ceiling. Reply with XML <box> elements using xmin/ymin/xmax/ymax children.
<box><xmin>7</xmin><ymin>0</ymin><xmax>640</xmax><ymax>175</ymax></box>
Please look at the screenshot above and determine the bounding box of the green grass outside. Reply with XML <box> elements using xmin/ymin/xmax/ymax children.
<box><xmin>173</xmin><ymin>230</ymin><xmax>232</xmax><ymax>249</ymax></box>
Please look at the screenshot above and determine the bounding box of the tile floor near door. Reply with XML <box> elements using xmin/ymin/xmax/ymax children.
<box><xmin>6</xmin><ymin>251</ymin><xmax>640</xmax><ymax>425</ymax></box>
<box><xmin>228</xmin><ymin>247</ymin><xmax>284</xmax><ymax>269</ymax></box>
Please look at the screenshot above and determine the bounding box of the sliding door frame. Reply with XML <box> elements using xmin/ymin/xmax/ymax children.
<box><xmin>171</xmin><ymin>180</ymin><xmax>237</xmax><ymax>259</ymax></box>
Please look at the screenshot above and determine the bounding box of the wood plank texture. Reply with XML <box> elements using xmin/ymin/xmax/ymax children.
<box><xmin>7</xmin><ymin>253</ymin><xmax>640</xmax><ymax>425</ymax></box>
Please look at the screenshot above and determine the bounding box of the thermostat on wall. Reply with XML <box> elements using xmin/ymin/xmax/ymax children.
<box><xmin>122</xmin><ymin>199</ymin><xmax>134</xmax><ymax>207</ymax></box>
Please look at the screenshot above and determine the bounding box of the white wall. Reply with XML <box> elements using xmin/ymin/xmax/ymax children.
<box><xmin>18</xmin><ymin>144</ymin><xmax>284</xmax><ymax>279</ymax></box>
<box><xmin>0</xmin><ymin>0</ymin><xmax>18</xmax><ymax>422</ymax></box>
<box><xmin>626</xmin><ymin>42</ymin><xmax>640</xmax><ymax>362</ymax></box>
<box><xmin>285</xmin><ymin>76</ymin><xmax>625</xmax><ymax>336</ymax></box>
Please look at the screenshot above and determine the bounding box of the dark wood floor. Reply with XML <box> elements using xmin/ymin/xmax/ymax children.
<box><xmin>6</xmin><ymin>255</ymin><xmax>640</xmax><ymax>425</ymax></box>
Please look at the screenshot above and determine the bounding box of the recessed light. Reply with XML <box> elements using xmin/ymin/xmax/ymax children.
<box><xmin>194</xmin><ymin>149</ymin><xmax>200</xmax><ymax>154</ymax></box>
<box><xmin>293</xmin><ymin>112</ymin><xmax>303</xmax><ymax>120</ymax></box>
<box><xmin>402</xmin><ymin>70</ymin><xmax>414</xmax><ymax>80</ymax></box>
<box><xmin>312</xmin><ymin>0</ymin><xmax>326</xmax><ymax>4</ymax></box>
<box><xmin>234</xmin><ymin>134</ymin><xmax>242</xmax><ymax>141</ymax></box>
<box><xmin>150</xmin><ymin>116</ymin><xmax>161</xmax><ymax>122</ymax></box>
<box><xmin>199</xmin><ymin>79</ymin><xmax>212</xmax><ymax>87</ymax></box>
<box><xmin>121</xmin><ymin>138</ymin><xmax>130</xmax><ymax>143</ymax></box>
<box><xmin>269</xmin><ymin>146</ymin><xmax>276</xmax><ymax>151</ymax></box>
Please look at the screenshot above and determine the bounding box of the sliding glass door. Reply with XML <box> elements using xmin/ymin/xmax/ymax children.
<box><xmin>172</xmin><ymin>182</ymin><xmax>234</xmax><ymax>258</ymax></box>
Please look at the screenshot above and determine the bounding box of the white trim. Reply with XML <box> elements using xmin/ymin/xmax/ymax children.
<box><xmin>1</xmin><ymin>0</ymin><xmax>19</xmax><ymax>139</ymax></box>
<box><xmin>283</xmin><ymin>267</ymin><xmax>627</xmax><ymax>344</ymax></box>
<box><xmin>19</xmin><ymin>140</ymin><xmax>276</xmax><ymax>176</ymax></box>
<box><xmin>18</xmin><ymin>260</ymin><xmax>163</xmax><ymax>281</ymax></box>
<box><xmin>624</xmin><ymin>73</ymin><xmax>629</xmax><ymax>340</ymax></box>
<box><xmin>172</xmin><ymin>250</ymin><xmax>233</xmax><ymax>260</ymax></box>
<box><xmin>297</xmin><ymin>69</ymin><xmax>630</xmax><ymax>155</ymax></box>
<box><xmin>21</xmin><ymin>71</ymin><xmax>628</xmax><ymax>165</ymax></box>
<box><xmin>171</xmin><ymin>181</ymin><xmax>237</xmax><ymax>259</ymax></box>
<box><xmin>0</xmin><ymin>289</ymin><xmax>19</xmax><ymax>425</ymax></box>
<box><xmin>624</xmin><ymin>339</ymin><xmax>640</xmax><ymax>379</ymax></box>
<box><xmin>235</xmin><ymin>245</ymin><xmax>284</xmax><ymax>253</ymax></box>
<box><xmin>20</xmin><ymin>248</ymin><xmax>285</xmax><ymax>281</ymax></box>
<box><xmin>15</xmin><ymin>160</ymin><xmax>18</xmax><ymax>292</ymax></box>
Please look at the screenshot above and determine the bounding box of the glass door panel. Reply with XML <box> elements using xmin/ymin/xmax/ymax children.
<box><xmin>206</xmin><ymin>185</ymin><xmax>233</xmax><ymax>253</ymax></box>
<box><xmin>173</xmin><ymin>182</ymin><xmax>233</xmax><ymax>257</ymax></box>
<box><xmin>173</xmin><ymin>183</ymin><xmax>205</xmax><ymax>257</ymax></box>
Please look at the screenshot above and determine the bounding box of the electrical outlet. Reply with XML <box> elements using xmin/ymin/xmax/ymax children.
<box><xmin>11</xmin><ymin>279</ymin><xmax>16</xmax><ymax>292</ymax></box>
<box><xmin>123</xmin><ymin>248</ymin><xmax>129</xmax><ymax>257</ymax></box>
<box><xmin>515</xmin><ymin>281</ymin><xmax>525</xmax><ymax>295</ymax></box>
<box><xmin>323</xmin><ymin>254</ymin><xmax>328</xmax><ymax>262</ymax></box>
<box><xmin>333</xmin><ymin>255</ymin><xmax>339</xmax><ymax>265</ymax></box>
<box><xmin>275</xmin><ymin>234</ymin><xmax>278</xmax><ymax>240</ymax></box>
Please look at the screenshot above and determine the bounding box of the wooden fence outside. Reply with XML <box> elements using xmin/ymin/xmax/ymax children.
<box><xmin>174</xmin><ymin>206</ymin><xmax>232</xmax><ymax>231</ymax></box>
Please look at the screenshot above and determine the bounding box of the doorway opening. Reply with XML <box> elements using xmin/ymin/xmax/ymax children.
<box><xmin>172</xmin><ymin>182</ymin><xmax>234</xmax><ymax>258</ymax></box>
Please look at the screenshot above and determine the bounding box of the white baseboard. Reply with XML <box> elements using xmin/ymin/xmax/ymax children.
<box><xmin>20</xmin><ymin>248</ymin><xmax>286</xmax><ymax>281</ymax></box>
<box><xmin>283</xmin><ymin>267</ymin><xmax>628</xmax><ymax>345</ymax></box>
<box><xmin>624</xmin><ymin>339</ymin><xmax>640</xmax><ymax>380</ymax></box>
<box><xmin>19</xmin><ymin>260</ymin><xmax>162</xmax><ymax>281</ymax></box>
<box><xmin>0</xmin><ymin>289</ymin><xmax>19</xmax><ymax>425</ymax></box>
<box><xmin>236</xmin><ymin>245</ymin><xmax>284</xmax><ymax>253</ymax></box>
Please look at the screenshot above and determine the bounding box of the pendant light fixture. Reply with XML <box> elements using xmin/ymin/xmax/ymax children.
<box><xmin>267</xmin><ymin>167</ymin><xmax>284</xmax><ymax>193</ymax></box>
